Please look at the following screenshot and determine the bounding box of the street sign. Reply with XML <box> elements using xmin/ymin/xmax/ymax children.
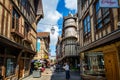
<box><xmin>99</xmin><ymin>0</ymin><xmax>119</xmax><ymax>8</ymax></box>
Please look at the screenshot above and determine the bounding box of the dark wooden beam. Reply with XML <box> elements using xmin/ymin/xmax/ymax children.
<box><xmin>80</xmin><ymin>29</ymin><xmax>120</xmax><ymax>52</ymax></box>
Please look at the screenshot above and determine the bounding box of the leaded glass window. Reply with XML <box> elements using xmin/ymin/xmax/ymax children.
<box><xmin>95</xmin><ymin>1</ymin><xmax>110</xmax><ymax>29</ymax></box>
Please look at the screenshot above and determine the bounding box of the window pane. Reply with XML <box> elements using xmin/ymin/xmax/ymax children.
<box><xmin>96</xmin><ymin>2</ymin><xmax>100</xmax><ymax>12</ymax></box>
<box><xmin>88</xmin><ymin>22</ymin><xmax>91</xmax><ymax>32</ymax></box>
<box><xmin>84</xmin><ymin>26</ymin><xmax>87</xmax><ymax>33</ymax></box>
<box><xmin>84</xmin><ymin>15</ymin><xmax>91</xmax><ymax>33</ymax></box>
<box><xmin>12</xmin><ymin>9</ymin><xmax>20</xmax><ymax>29</ymax></box>
<box><xmin>97</xmin><ymin>23</ymin><xmax>103</xmax><ymax>29</ymax></box>
<box><xmin>12</xmin><ymin>8</ymin><xmax>20</xmax><ymax>18</ymax></box>
<box><xmin>84</xmin><ymin>18</ymin><xmax>87</xmax><ymax>26</ymax></box>
<box><xmin>102</xmin><ymin>8</ymin><xmax>109</xmax><ymax>15</ymax></box>
<box><xmin>87</xmin><ymin>15</ymin><xmax>90</xmax><ymax>22</ymax></box>
<box><xmin>103</xmin><ymin>11</ymin><xmax>110</xmax><ymax>19</ymax></box>
<box><xmin>84</xmin><ymin>18</ymin><xmax>87</xmax><ymax>33</ymax></box>
<box><xmin>96</xmin><ymin>10</ymin><xmax>102</xmax><ymax>20</ymax></box>
<box><xmin>104</xmin><ymin>16</ymin><xmax>110</xmax><ymax>24</ymax></box>
<box><xmin>84</xmin><ymin>52</ymin><xmax>105</xmax><ymax>76</ymax></box>
<box><xmin>84</xmin><ymin>15</ymin><xmax>90</xmax><ymax>33</ymax></box>
<box><xmin>21</xmin><ymin>0</ymin><xmax>27</xmax><ymax>6</ymax></box>
<box><xmin>6</xmin><ymin>58</ymin><xmax>16</xmax><ymax>76</ymax></box>
<box><xmin>97</xmin><ymin>18</ymin><xmax>102</xmax><ymax>24</ymax></box>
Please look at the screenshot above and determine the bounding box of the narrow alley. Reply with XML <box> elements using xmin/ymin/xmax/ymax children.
<box><xmin>23</xmin><ymin>68</ymin><xmax>81</xmax><ymax>80</ymax></box>
<box><xmin>0</xmin><ymin>0</ymin><xmax>120</xmax><ymax>80</ymax></box>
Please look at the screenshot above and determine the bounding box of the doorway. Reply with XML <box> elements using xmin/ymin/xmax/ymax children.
<box><xmin>104</xmin><ymin>53</ymin><xmax>119</xmax><ymax>80</ymax></box>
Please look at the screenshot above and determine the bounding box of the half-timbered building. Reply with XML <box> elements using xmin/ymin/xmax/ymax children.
<box><xmin>0</xmin><ymin>0</ymin><xmax>43</xmax><ymax>79</ymax></box>
<box><xmin>78</xmin><ymin>0</ymin><xmax>120</xmax><ymax>80</ymax></box>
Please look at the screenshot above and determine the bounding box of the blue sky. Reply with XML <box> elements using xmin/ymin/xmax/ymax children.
<box><xmin>37</xmin><ymin>0</ymin><xmax>77</xmax><ymax>56</ymax></box>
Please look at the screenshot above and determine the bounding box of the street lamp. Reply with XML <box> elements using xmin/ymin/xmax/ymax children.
<box><xmin>51</xmin><ymin>26</ymin><xmax>55</xmax><ymax>34</ymax></box>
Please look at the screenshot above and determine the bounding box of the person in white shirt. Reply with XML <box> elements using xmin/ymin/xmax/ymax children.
<box><xmin>63</xmin><ymin>63</ymin><xmax>70</xmax><ymax>80</ymax></box>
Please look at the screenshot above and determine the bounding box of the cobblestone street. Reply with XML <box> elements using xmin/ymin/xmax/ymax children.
<box><xmin>23</xmin><ymin>68</ymin><xmax>81</xmax><ymax>80</ymax></box>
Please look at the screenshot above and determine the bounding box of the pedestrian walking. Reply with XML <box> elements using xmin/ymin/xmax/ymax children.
<box><xmin>63</xmin><ymin>63</ymin><xmax>70</xmax><ymax>80</ymax></box>
<box><xmin>50</xmin><ymin>65</ymin><xmax>55</xmax><ymax>72</ymax></box>
<box><xmin>77</xmin><ymin>63</ymin><xmax>80</xmax><ymax>72</ymax></box>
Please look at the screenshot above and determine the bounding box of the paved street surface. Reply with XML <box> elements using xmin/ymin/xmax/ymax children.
<box><xmin>23</xmin><ymin>68</ymin><xmax>81</xmax><ymax>80</ymax></box>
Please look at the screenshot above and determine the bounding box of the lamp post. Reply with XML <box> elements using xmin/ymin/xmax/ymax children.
<box><xmin>51</xmin><ymin>26</ymin><xmax>55</xmax><ymax>34</ymax></box>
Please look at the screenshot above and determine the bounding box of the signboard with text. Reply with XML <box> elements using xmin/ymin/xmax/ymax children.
<box><xmin>99</xmin><ymin>0</ymin><xmax>119</xmax><ymax>8</ymax></box>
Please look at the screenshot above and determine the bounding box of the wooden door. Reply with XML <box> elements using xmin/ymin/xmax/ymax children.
<box><xmin>19</xmin><ymin>59</ymin><xmax>24</xmax><ymax>78</ymax></box>
<box><xmin>104</xmin><ymin>53</ymin><xmax>118</xmax><ymax>80</ymax></box>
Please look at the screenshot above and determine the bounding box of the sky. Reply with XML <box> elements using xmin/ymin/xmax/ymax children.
<box><xmin>37</xmin><ymin>0</ymin><xmax>77</xmax><ymax>56</ymax></box>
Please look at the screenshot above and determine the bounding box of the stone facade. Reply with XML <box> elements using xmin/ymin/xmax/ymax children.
<box><xmin>35</xmin><ymin>32</ymin><xmax>50</xmax><ymax>60</ymax></box>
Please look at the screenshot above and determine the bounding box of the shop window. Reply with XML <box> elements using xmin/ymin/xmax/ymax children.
<box><xmin>95</xmin><ymin>1</ymin><xmax>110</xmax><ymax>30</ymax></box>
<box><xmin>6</xmin><ymin>58</ymin><xmax>16</xmax><ymax>76</ymax></box>
<box><xmin>83</xmin><ymin>52</ymin><xmax>105</xmax><ymax>77</ymax></box>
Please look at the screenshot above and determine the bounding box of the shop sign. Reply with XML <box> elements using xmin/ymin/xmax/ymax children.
<box><xmin>99</xmin><ymin>0</ymin><xmax>119</xmax><ymax>8</ymax></box>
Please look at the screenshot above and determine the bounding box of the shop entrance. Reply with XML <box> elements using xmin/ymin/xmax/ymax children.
<box><xmin>104</xmin><ymin>53</ymin><xmax>118</xmax><ymax>80</ymax></box>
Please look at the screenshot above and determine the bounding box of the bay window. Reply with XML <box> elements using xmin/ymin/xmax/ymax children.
<box><xmin>12</xmin><ymin>8</ymin><xmax>20</xmax><ymax>30</ymax></box>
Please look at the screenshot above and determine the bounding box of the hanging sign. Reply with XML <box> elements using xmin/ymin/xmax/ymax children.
<box><xmin>99</xmin><ymin>0</ymin><xmax>119</xmax><ymax>8</ymax></box>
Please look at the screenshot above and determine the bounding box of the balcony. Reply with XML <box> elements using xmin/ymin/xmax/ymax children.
<box><xmin>11</xmin><ymin>18</ymin><xmax>24</xmax><ymax>38</ymax></box>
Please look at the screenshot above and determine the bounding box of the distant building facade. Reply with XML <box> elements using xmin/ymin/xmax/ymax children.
<box><xmin>50</xmin><ymin>56</ymin><xmax>56</xmax><ymax>65</ymax></box>
<box><xmin>35</xmin><ymin>32</ymin><xmax>50</xmax><ymax>60</ymax></box>
<box><xmin>56</xmin><ymin>36</ymin><xmax>62</xmax><ymax>62</ymax></box>
<box><xmin>0</xmin><ymin>0</ymin><xmax>43</xmax><ymax>80</ymax></box>
<box><xmin>56</xmin><ymin>13</ymin><xmax>80</xmax><ymax>68</ymax></box>
<box><xmin>78</xmin><ymin>0</ymin><xmax>120</xmax><ymax>80</ymax></box>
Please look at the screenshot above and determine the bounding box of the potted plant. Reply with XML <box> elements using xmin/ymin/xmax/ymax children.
<box><xmin>32</xmin><ymin>61</ymin><xmax>42</xmax><ymax>78</ymax></box>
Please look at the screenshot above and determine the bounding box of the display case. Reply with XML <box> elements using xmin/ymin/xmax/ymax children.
<box><xmin>82</xmin><ymin>52</ymin><xmax>105</xmax><ymax>77</ymax></box>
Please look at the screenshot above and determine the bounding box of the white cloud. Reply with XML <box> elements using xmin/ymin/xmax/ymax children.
<box><xmin>37</xmin><ymin>0</ymin><xmax>62</xmax><ymax>55</ymax></box>
<box><xmin>65</xmin><ymin>0</ymin><xmax>77</xmax><ymax>11</ymax></box>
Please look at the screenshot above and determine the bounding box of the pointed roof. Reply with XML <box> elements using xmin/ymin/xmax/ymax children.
<box><xmin>34</xmin><ymin>0</ymin><xmax>44</xmax><ymax>24</ymax></box>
